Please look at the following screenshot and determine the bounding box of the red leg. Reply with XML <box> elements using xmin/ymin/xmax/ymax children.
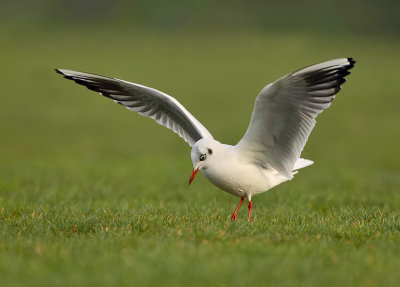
<box><xmin>247</xmin><ymin>201</ymin><xmax>253</xmax><ymax>222</ymax></box>
<box><xmin>231</xmin><ymin>197</ymin><xmax>245</xmax><ymax>221</ymax></box>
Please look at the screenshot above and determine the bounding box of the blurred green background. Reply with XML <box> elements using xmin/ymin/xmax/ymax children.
<box><xmin>1</xmin><ymin>1</ymin><xmax>399</xmax><ymax>286</ymax></box>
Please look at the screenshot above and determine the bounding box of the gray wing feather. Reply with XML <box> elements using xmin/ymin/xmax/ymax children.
<box><xmin>56</xmin><ymin>69</ymin><xmax>213</xmax><ymax>146</ymax></box>
<box><xmin>236</xmin><ymin>58</ymin><xmax>355</xmax><ymax>178</ymax></box>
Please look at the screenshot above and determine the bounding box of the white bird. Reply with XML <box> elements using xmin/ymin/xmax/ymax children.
<box><xmin>56</xmin><ymin>58</ymin><xmax>355</xmax><ymax>221</ymax></box>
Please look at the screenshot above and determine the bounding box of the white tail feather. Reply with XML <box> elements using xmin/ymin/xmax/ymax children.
<box><xmin>293</xmin><ymin>158</ymin><xmax>314</xmax><ymax>171</ymax></box>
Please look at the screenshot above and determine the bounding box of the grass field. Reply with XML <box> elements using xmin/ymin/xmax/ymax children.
<box><xmin>1</xmin><ymin>25</ymin><xmax>400</xmax><ymax>286</ymax></box>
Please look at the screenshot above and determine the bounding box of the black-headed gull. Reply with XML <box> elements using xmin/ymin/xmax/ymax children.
<box><xmin>56</xmin><ymin>58</ymin><xmax>355</xmax><ymax>221</ymax></box>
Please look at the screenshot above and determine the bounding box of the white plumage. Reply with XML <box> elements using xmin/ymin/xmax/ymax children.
<box><xmin>56</xmin><ymin>57</ymin><xmax>355</xmax><ymax>221</ymax></box>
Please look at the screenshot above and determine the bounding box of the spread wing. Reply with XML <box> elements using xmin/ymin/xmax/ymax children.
<box><xmin>56</xmin><ymin>69</ymin><xmax>213</xmax><ymax>146</ymax></box>
<box><xmin>236</xmin><ymin>58</ymin><xmax>355</xmax><ymax>178</ymax></box>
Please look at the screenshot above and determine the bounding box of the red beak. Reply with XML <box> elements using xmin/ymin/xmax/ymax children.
<box><xmin>189</xmin><ymin>168</ymin><xmax>199</xmax><ymax>185</ymax></box>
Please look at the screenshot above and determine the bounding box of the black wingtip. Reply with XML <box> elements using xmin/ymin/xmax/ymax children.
<box><xmin>55</xmin><ymin>69</ymin><xmax>75</xmax><ymax>81</ymax></box>
<box><xmin>347</xmin><ymin>58</ymin><xmax>356</xmax><ymax>69</ymax></box>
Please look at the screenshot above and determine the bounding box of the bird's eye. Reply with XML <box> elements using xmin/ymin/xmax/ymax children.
<box><xmin>199</xmin><ymin>154</ymin><xmax>206</xmax><ymax>161</ymax></box>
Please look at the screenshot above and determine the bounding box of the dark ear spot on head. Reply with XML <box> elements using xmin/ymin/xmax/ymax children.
<box><xmin>207</xmin><ymin>148</ymin><xmax>212</xmax><ymax>155</ymax></box>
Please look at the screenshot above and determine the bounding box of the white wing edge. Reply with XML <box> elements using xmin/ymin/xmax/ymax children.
<box><xmin>118</xmin><ymin>79</ymin><xmax>214</xmax><ymax>143</ymax></box>
<box><xmin>56</xmin><ymin>69</ymin><xmax>214</xmax><ymax>147</ymax></box>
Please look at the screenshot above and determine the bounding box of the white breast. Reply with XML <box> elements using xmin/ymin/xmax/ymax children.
<box><xmin>200</xmin><ymin>145</ymin><xmax>289</xmax><ymax>198</ymax></box>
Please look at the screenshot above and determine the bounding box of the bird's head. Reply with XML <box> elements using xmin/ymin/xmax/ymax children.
<box><xmin>189</xmin><ymin>138</ymin><xmax>219</xmax><ymax>185</ymax></box>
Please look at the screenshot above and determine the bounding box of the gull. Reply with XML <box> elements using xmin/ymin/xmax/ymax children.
<box><xmin>56</xmin><ymin>58</ymin><xmax>355</xmax><ymax>222</ymax></box>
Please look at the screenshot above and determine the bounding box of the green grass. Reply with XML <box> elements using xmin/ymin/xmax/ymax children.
<box><xmin>1</xmin><ymin>25</ymin><xmax>400</xmax><ymax>286</ymax></box>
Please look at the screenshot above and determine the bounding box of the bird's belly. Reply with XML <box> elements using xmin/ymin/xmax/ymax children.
<box><xmin>201</xmin><ymin>162</ymin><xmax>288</xmax><ymax>198</ymax></box>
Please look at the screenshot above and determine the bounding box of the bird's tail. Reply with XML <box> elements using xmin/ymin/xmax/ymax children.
<box><xmin>293</xmin><ymin>158</ymin><xmax>314</xmax><ymax>171</ymax></box>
